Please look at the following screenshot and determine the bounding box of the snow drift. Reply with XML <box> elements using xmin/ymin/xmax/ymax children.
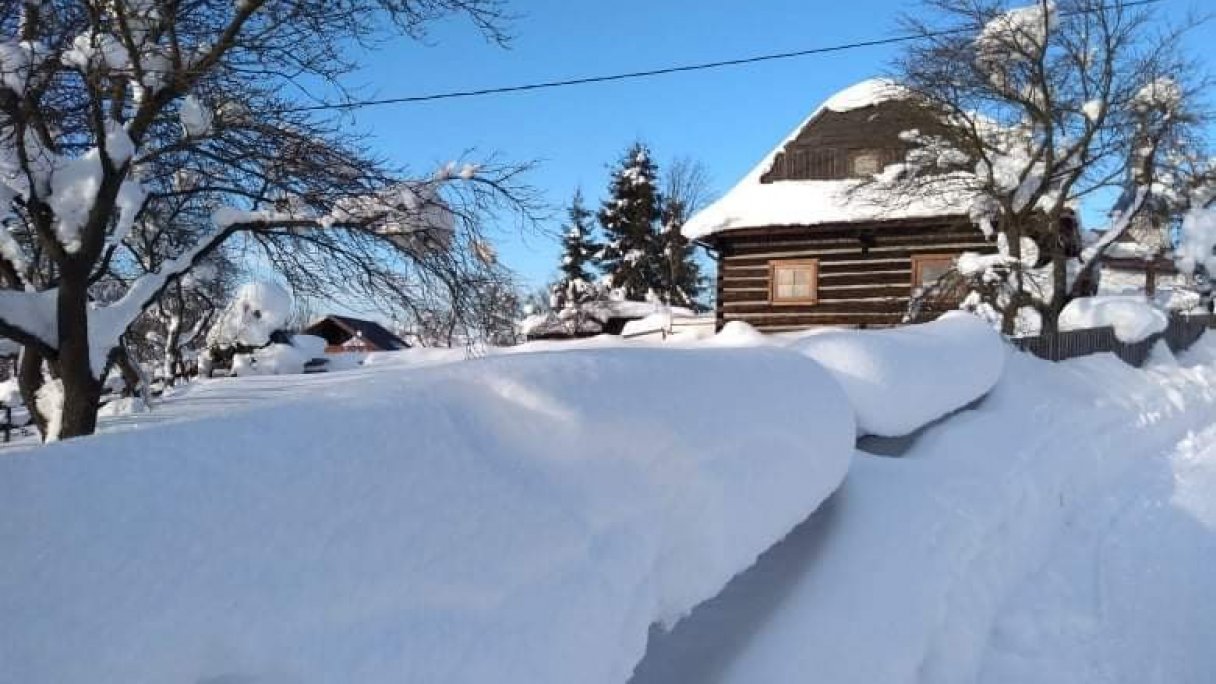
<box><xmin>789</xmin><ymin>313</ymin><xmax>1006</xmax><ymax>436</ymax></box>
<box><xmin>0</xmin><ymin>347</ymin><xmax>854</xmax><ymax>684</ymax></box>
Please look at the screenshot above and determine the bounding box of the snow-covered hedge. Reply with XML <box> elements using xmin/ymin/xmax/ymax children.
<box><xmin>0</xmin><ymin>347</ymin><xmax>854</xmax><ymax>684</ymax></box>
<box><xmin>789</xmin><ymin>313</ymin><xmax>1006</xmax><ymax>437</ymax></box>
<box><xmin>1059</xmin><ymin>295</ymin><xmax>1168</xmax><ymax>343</ymax></box>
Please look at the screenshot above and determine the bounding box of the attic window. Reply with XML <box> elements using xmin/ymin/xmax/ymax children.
<box><xmin>850</xmin><ymin>149</ymin><xmax>883</xmax><ymax>177</ymax></box>
<box><xmin>769</xmin><ymin>259</ymin><xmax>819</xmax><ymax>304</ymax></box>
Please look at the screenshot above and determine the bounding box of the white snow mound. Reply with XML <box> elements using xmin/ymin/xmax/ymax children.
<box><xmin>789</xmin><ymin>312</ymin><xmax>1006</xmax><ymax>436</ymax></box>
<box><xmin>1059</xmin><ymin>296</ymin><xmax>1168</xmax><ymax>343</ymax></box>
<box><xmin>0</xmin><ymin>347</ymin><xmax>855</xmax><ymax>684</ymax></box>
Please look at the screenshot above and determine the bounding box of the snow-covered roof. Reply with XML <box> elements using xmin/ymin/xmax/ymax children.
<box><xmin>683</xmin><ymin>79</ymin><xmax>973</xmax><ymax>241</ymax></box>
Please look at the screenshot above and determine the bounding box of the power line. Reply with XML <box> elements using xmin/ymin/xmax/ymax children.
<box><xmin>286</xmin><ymin>0</ymin><xmax>1165</xmax><ymax>113</ymax></box>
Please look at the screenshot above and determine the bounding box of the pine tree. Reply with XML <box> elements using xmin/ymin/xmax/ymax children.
<box><xmin>550</xmin><ymin>190</ymin><xmax>600</xmax><ymax>312</ymax></box>
<box><xmin>598</xmin><ymin>143</ymin><xmax>663</xmax><ymax>300</ymax></box>
<box><xmin>656</xmin><ymin>196</ymin><xmax>705</xmax><ymax>309</ymax></box>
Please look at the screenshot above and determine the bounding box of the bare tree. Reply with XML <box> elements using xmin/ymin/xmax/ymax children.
<box><xmin>659</xmin><ymin>156</ymin><xmax>711</xmax><ymax>311</ymax></box>
<box><xmin>889</xmin><ymin>0</ymin><xmax>1205</xmax><ymax>333</ymax></box>
<box><xmin>0</xmin><ymin>0</ymin><xmax>536</xmax><ymax>439</ymax></box>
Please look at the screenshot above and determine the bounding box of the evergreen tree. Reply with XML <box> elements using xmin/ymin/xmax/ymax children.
<box><xmin>550</xmin><ymin>190</ymin><xmax>600</xmax><ymax>312</ymax></box>
<box><xmin>598</xmin><ymin>143</ymin><xmax>663</xmax><ymax>300</ymax></box>
<box><xmin>656</xmin><ymin>196</ymin><xmax>706</xmax><ymax>309</ymax></box>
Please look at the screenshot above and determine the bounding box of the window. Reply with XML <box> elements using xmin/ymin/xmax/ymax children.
<box><xmin>769</xmin><ymin>259</ymin><xmax>819</xmax><ymax>304</ymax></box>
<box><xmin>850</xmin><ymin>149</ymin><xmax>883</xmax><ymax>177</ymax></box>
<box><xmin>911</xmin><ymin>254</ymin><xmax>955</xmax><ymax>290</ymax></box>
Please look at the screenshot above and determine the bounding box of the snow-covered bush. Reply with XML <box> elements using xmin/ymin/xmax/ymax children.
<box><xmin>207</xmin><ymin>282</ymin><xmax>293</xmax><ymax>349</ymax></box>
<box><xmin>1058</xmin><ymin>296</ymin><xmax>1168</xmax><ymax>343</ymax></box>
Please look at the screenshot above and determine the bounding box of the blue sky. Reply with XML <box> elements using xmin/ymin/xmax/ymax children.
<box><xmin>330</xmin><ymin>0</ymin><xmax>1212</xmax><ymax>293</ymax></box>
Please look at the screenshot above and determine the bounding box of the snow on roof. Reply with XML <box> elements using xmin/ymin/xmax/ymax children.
<box><xmin>683</xmin><ymin>78</ymin><xmax>973</xmax><ymax>241</ymax></box>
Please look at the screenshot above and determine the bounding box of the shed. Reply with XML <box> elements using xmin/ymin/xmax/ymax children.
<box><xmin>304</xmin><ymin>315</ymin><xmax>410</xmax><ymax>353</ymax></box>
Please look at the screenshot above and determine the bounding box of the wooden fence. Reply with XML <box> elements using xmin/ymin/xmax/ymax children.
<box><xmin>1012</xmin><ymin>312</ymin><xmax>1215</xmax><ymax>367</ymax></box>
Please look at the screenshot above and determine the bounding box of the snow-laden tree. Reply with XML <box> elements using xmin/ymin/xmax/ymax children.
<box><xmin>598</xmin><ymin>142</ymin><xmax>662</xmax><ymax>300</ymax></box>
<box><xmin>545</xmin><ymin>189</ymin><xmax>603</xmax><ymax>333</ymax></box>
<box><xmin>550</xmin><ymin>190</ymin><xmax>598</xmax><ymax>309</ymax></box>
<box><xmin>891</xmin><ymin>0</ymin><xmax>1204</xmax><ymax>333</ymax></box>
<box><xmin>0</xmin><ymin>0</ymin><xmax>533</xmax><ymax>439</ymax></box>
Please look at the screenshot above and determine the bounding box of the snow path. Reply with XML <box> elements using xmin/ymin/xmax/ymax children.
<box><xmin>978</xmin><ymin>424</ymin><xmax>1216</xmax><ymax>682</ymax></box>
<box><xmin>632</xmin><ymin>342</ymin><xmax>1216</xmax><ymax>683</ymax></box>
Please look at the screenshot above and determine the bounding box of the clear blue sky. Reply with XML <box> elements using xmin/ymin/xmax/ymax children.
<box><xmin>330</xmin><ymin>0</ymin><xmax>1212</xmax><ymax>293</ymax></box>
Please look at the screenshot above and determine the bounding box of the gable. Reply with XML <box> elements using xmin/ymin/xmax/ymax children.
<box><xmin>762</xmin><ymin>100</ymin><xmax>946</xmax><ymax>183</ymax></box>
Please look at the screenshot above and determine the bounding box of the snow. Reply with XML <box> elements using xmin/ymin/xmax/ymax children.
<box><xmin>179</xmin><ymin>94</ymin><xmax>214</xmax><ymax>137</ymax></box>
<box><xmin>33</xmin><ymin>378</ymin><xmax>63</xmax><ymax>442</ymax></box>
<box><xmin>290</xmin><ymin>333</ymin><xmax>328</xmax><ymax>359</ymax></box>
<box><xmin>0</xmin><ymin>347</ymin><xmax>855</xmax><ymax>684</ymax></box>
<box><xmin>682</xmin><ymin>79</ymin><xmax>974</xmax><ymax>240</ymax></box>
<box><xmin>1059</xmin><ymin>295</ymin><xmax>1168</xmax><ymax>343</ymax></box>
<box><xmin>633</xmin><ymin>338</ymin><xmax>1216</xmax><ymax>684</ymax></box>
<box><xmin>232</xmin><ymin>342</ymin><xmax>309</xmax><ymax>376</ymax></box>
<box><xmin>97</xmin><ymin>396</ymin><xmax>147</xmax><ymax>418</ymax></box>
<box><xmin>709</xmin><ymin>320</ymin><xmax>771</xmax><ymax>347</ymax></box>
<box><xmin>0</xmin><ymin>288</ymin><xmax>57</xmax><ymax>347</ymax></box>
<box><xmin>1176</xmin><ymin>202</ymin><xmax>1216</xmax><ymax>276</ymax></box>
<box><xmin>47</xmin><ymin>149</ymin><xmax>106</xmax><ymax>252</ymax></box>
<box><xmin>0</xmin><ymin>40</ymin><xmax>46</xmax><ymax>95</ymax></box>
<box><xmin>60</xmin><ymin>32</ymin><xmax>130</xmax><ymax>73</ymax></box>
<box><xmin>974</xmin><ymin>1</ymin><xmax>1057</xmax><ymax>69</ymax></box>
<box><xmin>821</xmin><ymin>78</ymin><xmax>909</xmax><ymax>113</ymax></box>
<box><xmin>1134</xmin><ymin>77</ymin><xmax>1183</xmax><ymax>113</ymax></box>
<box><xmin>208</xmin><ymin>281</ymin><xmax>292</xmax><ymax>348</ymax></box>
<box><xmin>0</xmin><ymin>377</ymin><xmax>21</xmax><ymax>406</ymax></box>
<box><xmin>788</xmin><ymin>312</ymin><xmax>1006</xmax><ymax>436</ymax></box>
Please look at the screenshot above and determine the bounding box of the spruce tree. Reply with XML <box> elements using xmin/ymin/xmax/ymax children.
<box><xmin>550</xmin><ymin>190</ymin><xmax>600</xmax><ymax>312</ymax></box>
<box><xmin>656</xmin><ymin>196</ymin><xmax>705</xmax><ymax>309</ymax></box>
<box><xmin>598</xmin><ymin>143</ymin><xmax>663</xmax><ymax>300</ymax></box>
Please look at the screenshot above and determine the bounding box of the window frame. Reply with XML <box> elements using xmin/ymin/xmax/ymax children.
<box><xmin>849</xmin><ymin>149</ymin><xmax>884</xmax><ymax>177</ymax></box>
<box><xmin>768</xmin><ymin>258</ymin><xmax>820</xmax><ymax>305</ymax></box>
<box><xmin>910</xmin><ymin>253</ymin><xmax>956</xmax><ymax>291</ymax></box>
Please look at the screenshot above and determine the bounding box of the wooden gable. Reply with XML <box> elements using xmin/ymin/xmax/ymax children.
<box><xmin>762</xmin><ymin>100</ymin><xmax>946</xmax><ymax>183</ymax></box>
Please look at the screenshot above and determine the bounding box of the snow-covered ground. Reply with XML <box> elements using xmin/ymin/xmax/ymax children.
<box><xmin>4</xmin><ymin>322</ymin><xmax>1216</xmax><ymax>683</ymax></box>
<box><xmin>633</xmin><ymin>338</ymin><xmax>1216</xmax><ymax>683</ymax></box>
<box><xmin>1</xmin><ymin>345</ymin><xmax>855</xmax><ymax>684</ymax></box>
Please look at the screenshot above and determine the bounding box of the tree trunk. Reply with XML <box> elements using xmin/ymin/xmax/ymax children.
<box><xmin>56</xmin><ymin>271</ymin><xmax>102</xmax><ymax>439</ymax></box>
<box><xmin>163</xmin><ymin>316</ymin><xmax>182</xmax><ymax>386</ymax></box>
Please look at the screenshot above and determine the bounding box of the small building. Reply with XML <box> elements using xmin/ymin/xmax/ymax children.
<box><xmin>684</xmin><ymin>79</ymin><xmax>995</xmax><ymax>332</ymax></box>
<box><xmin>520</xmin><ymin>300</ymin><xmax>696</xmax><ymax>341</ymax></box>
<box><xmin>303</xmin><ymin>315</ymin><xmax>410</xmax><ymax>353</ymax></box>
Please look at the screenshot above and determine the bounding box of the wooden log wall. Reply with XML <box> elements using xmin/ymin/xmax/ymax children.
<box><xmin>713</xmin><ymin>218</ymin><xmax>994</xmax><ymax>332</ymax></box>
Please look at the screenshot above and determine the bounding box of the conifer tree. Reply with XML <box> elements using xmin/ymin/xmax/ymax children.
<box><xmin>656</xmin><ymin>196</ymin><xmax>705</xmax><ymax>309</ymax></box>
<box><xmin>598</xmin><ymin>143</ymin><xmax>663</xmax><ymax>300</ymax></box>
<box><xmin>550</xmin><ymin>190</ymin><xmax>600</xmax><ymax>312</ymax></box>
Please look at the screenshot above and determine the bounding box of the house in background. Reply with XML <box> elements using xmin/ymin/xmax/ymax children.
<box><xmin>520</xmin><ymin>300</ymin><xmax>697</xmax><ymax>341</ymax></box>
<box><xmin>304</xmin><ymin>315</ymin><xmax>410</xmax><ymax>353</ymax></box>
<box><xmin>684</xmin><ymin>79</ymin><xmax>996</xmax><ymax>333</ymax></box>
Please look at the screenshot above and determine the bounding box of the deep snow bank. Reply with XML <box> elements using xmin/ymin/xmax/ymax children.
<box><xmin>0</xmin><ymin>347</ymin><xmax>853</xmax><ymax>684</ymax></box>
<box><xmin>789</xmin><ymin>313</ymin><xmax>1005</xmax><ymax>436</ymax></box>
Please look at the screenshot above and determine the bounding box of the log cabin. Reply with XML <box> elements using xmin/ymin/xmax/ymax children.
<box><xmin>684</xmin><ymin>79</ymin><xmax>997</xmax><ymax>332</ymax></box>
